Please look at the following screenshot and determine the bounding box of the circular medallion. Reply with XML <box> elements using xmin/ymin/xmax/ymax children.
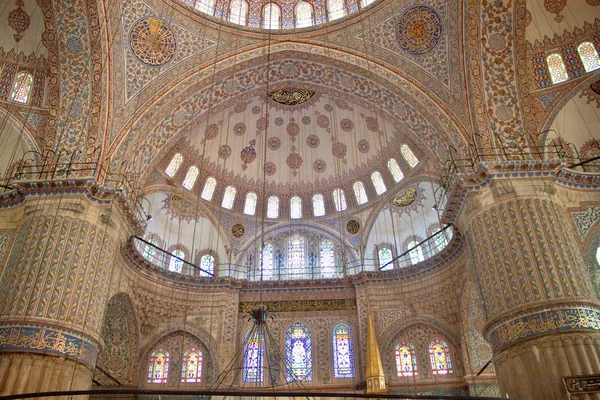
<box><xmin>365</xmin><ymin>116</ymin><xmax>379</xmax><ymax>132</ymax></box>
<box><xmin>313</xmin><ymin>159</ymin><xmax>327</xmax><ymax>173</ymax></box>
<box><xmin>317</xmin><ymin>114</ymin><xmax>330</xmax><ymax>129</ymax></box>
<box><xmin>268</xmin><ymin>137</ymin><xmax>281</xmax><ymax>150</ymax></box>
<box><xmin>274</xmin><ymin>117</ymin><xmax>284</xmax><ymax>126</ymax></box>
<box><xmin>396</xmin><ymin>6</ymin><xmax>442</xmax><ymax>56</ymax></box>
<box><xmin>340</xmin><ymin>118</ymin><xmax>354</xmax><ymax>132</ymax></box>
<box><xmin>332</xmin><ymin>142</ymin><xmax>347</xmax><ymax>158</ymax></box>
<box><xmin>129</xmin><ymin>17</ymin><xmax>176</xmax><ymax>66</ymax></box>
<box><xmin>232</xmin><ymin>223</ymin><xmax>245</xmax><ymax>238</ymax></box>
<box><xmin>234</xmin><ymin>102</ymin><xmax>247</xmax><ymax>113</ymax></box>
<box><xmin>264</xmin><ymin>162</ymin><xmax>277</xmax><ymax>176</ymax></box>
<box><xmin>286</xmin><ymin>153</ymin><xmax>303</xmax><ymax>169</ymax></box>
<box><xmin>306</xmin><ymin>135</ymin><xmax>320</xmax><ymax>148</ymax></box>
<box><xmin>234</xmin><ymin>122</ymin><xmax>246</xmax><ymax>136</ymax></box>
<box><xmin>302</xmin><ymin>116</ymin><xmax>311</xmax><ymax>125</ymax></box>
<box><xmin>358</xmin><ymin>139</ymin><xmax>370</xmax><ymax>154</ymax></box>
<box><xmin>218</xmin><ymin>145</ymin><xmax>231</xmax><ymax>159</ymax></box>
<box><xmin>346</xmin><ymin>220</ymin><xmax>360</xmax><ymax>234</ymax></box>
<box><xmin>287</xmin><ymin>121</ymin><xmax>300</xmax><ymax>138</ymax></box>
<box><xmin>205</xmin><ymin>123</ymin><xmax>219</xmax><ymax>140</ymax></box>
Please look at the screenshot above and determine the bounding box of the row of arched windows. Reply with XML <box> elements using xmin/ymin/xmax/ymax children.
<box><xmin>546</xmin><ymin>41</ymin><xmax>600</xmax><ymax>85</ymax></box>
<box><xmin>185</xmin><ymin>0</ymin><xmax>375</xmax><ymax>29</ymax></box>
<box><xmin>143</xmin><ymin>241</ymin><xmax>215</xmax><ymax>276</ymax></box>
<box><xmin>147</xmin><ymin>325</ymin><xmax>453</xmax><ymax>384</ymax></box>
<box><xmin>164</xmin><ymin>145</ymin><xmax>418</xmax><ymax>217</ymax></box>
<box><xmin>377</xmin><ymin>227</ymin><xmax>448</xmax><ymax>270</ymax></box>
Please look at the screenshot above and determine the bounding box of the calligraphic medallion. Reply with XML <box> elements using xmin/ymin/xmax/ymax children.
<box><xmin>346</xmin><ymin>220</ymin><xmax>360</xmax><ymax>235</ymax></box>
<box><xmin>268</xmin><ymin>89</ymin><xmax>315</xmax><ymax>105</ymax></box>
<box><xmin>396</xmin><ymin>6</ymin><xmax>442</xmax><ymax>56</ymax></box>
<box><xmin>232</xmin><ymin>223</ymin><xmax>245</xmax><ymax>238</ymax></box>
<box><xmin>130</xmin><ymin>17</ymin><xmax>176</xmax><ymax>66</ymax></box>
<box><xmin>390</xmin><ymin>185</ymin><xmax>417</xmax><ymax>207</ymax></box>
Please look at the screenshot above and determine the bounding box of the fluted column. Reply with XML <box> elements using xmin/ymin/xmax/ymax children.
<box><xmin>0</xmin><ymin>195</ymin><xmax>133</xmax><ymax>396</ymax></box>
<box><xmin>456</xmin><ymin>177</ymin><xmax>600</xmax><ymax>400</ymax></box>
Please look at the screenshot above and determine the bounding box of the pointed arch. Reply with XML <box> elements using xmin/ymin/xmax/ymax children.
<box><xmin>429</xmin><ymin>338</ymin><xmax>453</xmax><ymax>375</ymax></box>
<box><xmin>395</xmin><ymin>341</ymin><xmax>418</xmax><ymax>377</ymax></box>
<box><xmin>285</xmin><ymin>322</ymin><xmax>313</xmax><ymax>382</ymax></box>
<box><xmin>147</xmin><ymin>348</ymin><xmax>170</xmax><ymax>383</ymax></box>
<box><xmin>243</xmin><ymin>329</ymin><xmax>265</xmax><ymax>382</ymax></box>
<box><xmin>332</xmin><ymin>322</ymin><xmax>355</xmax><ymax>379</ymax></box>
<box><xmin>181</xmin><ymin>347</ymin><xmax>203</xmax><ymax>383</ymax></box>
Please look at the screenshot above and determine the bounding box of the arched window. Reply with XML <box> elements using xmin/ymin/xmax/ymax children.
<box><xmin>201</xmin><ymin>177</ymin><xmax>217</xmax><ymax>201</ymax></box>
<box><xmin>332</xmin><ymin>323</ymin><xmax>355</xmax><ymax>379</ymax></box>
<box><xmin>400</xmin><ymin>145</ymin><xmax>419</xmax><ymax>168</ymax></box>
<box><xmin>333</xmin><ymin>188</ymin><xmax>347</xmax><ymax>212</ymax></box>
<box><xmin>200</xmin><ymin>254</ymin><xmax>214</xmax><ymax>277</ymax></box>
<box><xmin>288</xmin><ymin>235</ymin><xmax>306</xmax><ymax>278</ymax></box>
<box><xmin>144</xmin><ymin>239</ymin><xmax>158</xmax><ymax>262</ymax></box>
<box><xmin>169</xmin><ymin>249</ymin><xmax>185</xmax><ymax>273</ymax></box>
<box><xmin>387</xmin><ymin>159</ymin><xmax>404</xmax><ymax>183</ymax></box>
<box><xmin>432</xmin><ymin>228</ymin><xmax>447</xmax><ymax>252</ymax></box>
<box><xmin>371</xmin><ymin>171</ymin><xmax>387</xmax><ymax>195</ymax></box>
<box><xmin>429</xmin><ymin>338</ymin><xmax>453</xmax><ymax>375</ymax></box>
<box><xmin>195</xmin><ymin>0</ymin><xmax>216</xmax><ymax>14</ymax></box>
<box><xmin>407</xmin><ymin>240</ymin><xmax>424</xmax><ymax>265</ymax></box>
<box><xmin>180</xmin><ymin>347</ymin><xmax>202</xmax><ymax>383</ymax></box>
<box><xmin>353</xmin><ymin>181</ymin><xmax>368</xmax><ymax>205</ymax></box>
<box><xmin>243</xmin><ymin>329</ymin><xmax>265</xmax><ymax>382</ymax></box>
<box><xmin>229</xmin><ymin>0</ymin><xmax>248</xmax><ymax>25</ymax></box>
<box><xmin>327</xmin><ymin>0</ymin><xmax>346</xmax><ymax>20</ymax></box>
<box><xmin>378</xmin><ymin>247</ymin><xmax>393</xmax><ymax>270</ymax></box>
<box><xmin>395</xmin><ymin>341</ymin><xmax>418</xmax><ymax>377</ymax></box>
<box><xmin>261</xmin><ymin>243</ymin><xmax>274</xmax><ymax>280</ymax></box>
<box><xmin>147</xmin><ymin>348</ymin><xmax>170</xmax><ymax>384</ymax></box>
<box><xmin>263</xmin><ymin>3</ymin><xmax>281</xmax><ymax>29</ymax></box>
<box><xmin>10</xmin><ymin>72</ymin><xmax>33</xmax><ymax>104</ymax></box>
<box><xmin>312</xmin><ymin>194</ymin><xmax>325</xmax><ymax>217</ymax></box>
<box><xmin>267</xmin><ymin>196</ymin><xmax>279</xmax><ymax>219</ymax></box>
<box><xmin>285</xmin><ymin>323</ymin><xmax>313</xmax><ymax>382</ymax></box>
<box><xmin>291</xmin><ymin>196</ymin><xmax>302</xmax><ymax>219</ymax></box>
<box><xmin>296</xmin><ymin>2</ymin><xmax>313</xmax><ymax>28</ymax></box>
<box><xmin>182</xmin><ymin>166</ymin><xmax>199</xmax><ymax>190</ymax></box>
<box><xmin>320</xmin><ymin>240</ymin><xmax>335</xmax><ymax>278</ymax></box>
<box><xmin>166</xmin><ymin>154</ymin><xmax>183</xmax><ymax>177</ymax></box>
<box><xmin>547</xmin><ymin>53</ymin><xmax>569</xmax><ymax>84</ymax></box>
<box><xmin>360</xmin><ymin>0</ymin><xmax>374</xmax><ymax>7</ymax></box>
<box><xmin>222</xmin><ymin>186</ymin><xmax>236</xmax><ymax>209</ymax></box>
<box><xmin>578</xmin><ymin>42</ymin><xmax>600</xmax><ymax>73</ymax></box>
<box><xmin>244</xmin><ymin>192</ymin><xmax>258</xmax><ymax>215</ymax></box>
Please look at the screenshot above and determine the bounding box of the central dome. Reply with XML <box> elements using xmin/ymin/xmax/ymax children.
<box><xmin>177</xmin><ymin>0</ymin><xmax>377</xmax><ymax>30</ymax></box>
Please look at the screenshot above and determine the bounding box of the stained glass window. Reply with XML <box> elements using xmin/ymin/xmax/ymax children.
<box><xmin>182</xmin><ymin>166</ymin><xmax>199</xmax><ymax>190</ymax></box>
<box><xmin>332</xmin><ymin>323</ymin><xmax>355</xmax><ymax>379</ymax></box>
<box><xmin>327</xmin><ymin>0</ymin><xmax>346</xmax><ymax>20</ymax></box>
<box><xmin>320</xmin><ymin>240</ymin><xmax>335</xmax><ymax>278</ymax></box>
<box><xmin>429</xmin><ymin>338</ymin><xmax>453</xmax><ymax>375</ymax></box>
<box><xmin>312</xmin><ymin>194</ymin><xmax>325</xmax><ymax>217</ymax></box>
<box><xmin>547</xmin><ymin>53</ymin><xmax>569</xmax><ymax>84</ymax></box>
<box><xmin>263</xmin><ymin>4</ymin><xmax>281</xmax><ymax>29</ymax></box>
<box><xmin>388</xmin><ymin>159</ymin><xmax>404</xmax><ymax>183</ymax></box>
<box><xmin>296</xmin><ymin>2</ymin><xmax>313</xmax><ymax>28</ymax></box>
<box><xmin>147</xmin><ymin>348</ymin><xmax>170</xmax><ymax>384</ymax></box>
<box><xmin>229</xmin><ymin>0</ymin><xmax>248</xmax><ymax>24</ymax></box>
<box><xmin>400</xmin><ymin>145</ymin><xmax>419</xmax><ymax>168</ymax></box>
<box><xmin>267</xmin><ymin>196</ymin><xmax>279</xmax><ymax>219</ymax></box>
<box><xmin>353</xmin><ymin>181</ymin><xmax>368</xmax><ymax>205</ymax></box>
<box><xmin>10</xmin><ymin>72</ymin><xmax>33</xmax><ymax>104</ymax></box>
<box><xmin>166</xmin><ymin>153</ymin><xmax>183</xmax><ymax>177</ymax></box>
<box><xmin>578</xmin><ymin>42</ymin><xmax>600</xmax><ymax>73</ymax></box>
<box><xmin>285</xmin><ymin>322</ymin><xmax>313</xmax><ymax>382</ymax></box>
<box><xmin>200</xmin><ymin>254</ymin><xmax>214</xmax><ymax>277</ymax></box>
<box><xmin>181</xmin><ymin>347</ymin><xmax>203</xmax><ymax>383</ymax></box>
<box><xmin>407</xmin><ymin>240</ymin><xmax>424</xmax><ymax>265</ymax></box>
<box><xmin>378</xmin><ymin>247</ymin><xmax>393</xmax><ymax>270</ymax></box>
<box><xmin>333</xmin><ymin>188</ymin><xmax>347</xmax><ymax>211</ymax></box>
<box><xmin>201</xmin><ymin>177</ymin><xmax>217</xmax><ymax>201</ymax></box>
<box><xmin>169</xmin><ymin>249</ymin><xmax>185</xmax><ymax>273</ymax></box>
<box><xmin>291</xmin><ymin>196</ymin><xmax>302</xmax><ymax>219</ymax></box>
<box><xmin>244</xmin><ymin>192</ymin><xmax>258</xmax><ymax>215</ymax></box>
<box><xmin>288</xmin><ymin>235</ymin><xmax>306</xmax><ymax>278</ymax></box>
<box><xmin>144</xmin><ymin>239</ymin><xmax>157</xmax><ymax>262</ymax></box>
<box><xmin>222</xmin><ymin>186</ymin><xmax>236</xmax><ymax>209</ymax></box>
<box><xmin>395</xmin><ymin>341</ymin><xmax>418</xmax><ymax>377</ymax></box>
<box><xmin>243</xmin><ymin>329</ymin><xmax>265</xmax><ymax>382</ymax></box>
<box><xmin>371</xmin><ymin>171</ymin><xmax>387</xmax><ymax>195</ymax></box>
<box><xmin>261</xmin><ymin>243</ymin><xmax>274</xmax><ymax>280</ymax></box>
<box><xmin>195</xmin><ymin>0</ymin><xmax>215</xmax><ymax>14</ymax></box>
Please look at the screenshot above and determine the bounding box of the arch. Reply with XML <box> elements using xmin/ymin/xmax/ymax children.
<box><xmin>319</xmin><ymin>239</ymin><xmax>336</xmax><ymax>278</ymax></box>
<box><xmin>243</xmin><ymin>328</ymin><xmax>266</xmax><ymax>382</ymax></box>
<box><xmin>332</xmin><ymin>188</ymin><xmax>347</xmax><ymax>212</ymax></box>
<box><xmin>395</xmin><ymin>340</ymin><xmax>418</xmax><ymax>377</ymax></box>
<box><xmin>327</xmin><ymin>0</ymin><xmax>346</xmax><ymax>21</ymax></box>
<box><xmin>221</xmin><ymin>185</ymin><xmax>236</xmax><ymax>209</ymax></box>
<box><xmin>194</xmin><ymin>0</ymin><xmax>216</xmax><ymax>15</ymax></box>
<box><xmin>244</xmin><ymin>192</ymin><xmax>258</xmax><ymax>215</ymax></box>
<box><xmin>387</xmin><ymin>158</ymin><xmax>404</xmax><ymax>183</ymax></box>
<box><xmin>169</xmin><ymin>249</ymin><xmax>186</xmax><ymax>273</ymax></box>
<box><xmin>371</xmin><ymin>171</ymin><xmax>387</xmax><ymax>195</ymax></box>
<box><xmin>166</xmin><ymin>153</ymin><xmax>183</xmax><ymax>177</ymax></box>
<box><xmin>260</xmin><ymin>242</ymin><xmax>275</xmax><ymax>280</ymax></box>
<box><xmin>377</xmin><ymin>245</ymin><xmax>394</xmax><ymax>270</ymax></box>
<box><xmin>429</xmin><ymin>337</ymin><xmax>453</xmax><ymax>375</ymax></box>
<box><xmin>312</xmin><ymin>194</ymin><xmax>325</xmax><ymax>217</ymax></box>
<box><xmin>263</xmin><ymin>3</ymin><xmax>281</xmax><ymax>29</ymax></box>
<box><xmin>10</xmin><ymin>71</ymin><xmax>33</xmax><ymax>104</ymax></box>
<box><xmin>547</xmin><ymin>53</ymin><xmax>569</xmax><ymax>84</ymax></box>
<box><xmin>267</xmin><ymin>195</ymin><xmax>280</xmax><ymax>219</ymax></box>
<box><xmin>181</xmin><ymin>347</ymin><xmax>203</xmax><ymax>383</ymax></box>
<box><xmin>94</xmin><ymin>293</ymin><xmax>139</xmax><ymax>386</ymax></box>
<box><xmin>182</xmin><ymin>166</ymin><xmax>199</xmax><ymax>190</ymax></box>
<box><xmin>288</xmin><ymin>235</ymin><xmax>306</xmax><ymax>278</ymax></box>
<box><xmin>332</xmin><ymin>322</ymin><xmax>355</xmax><ymax>379</ymax></box>
<box><xmin>400</xmin><ymin>144</ymin><xmax>419</xmax><ymax>168</ymax></box>
<box><xmin>229</xmin><ymin>0</ymin><xmax>248</xmax><ymax>25</ymax></box>
<box><xmin>201</xmin><ymin>177</ymin><xmax>217</xmax><ymax>201</ymax></box>
<box><xmin>353</xmin><ymin>181</ymin><xmax>368</xmax><ymax>205</ymax></box>
<box><xmin>199</xmin><ymin>253</ymin><xmax>215</xmax><ymax>276</ymax></box>
<box><xmin>147</xmin><ymin>348</ymin><xmax>170</xmax><ymax>384</ymax></box>
<box><xmin>295</xmin><ymin>2</ymin><xmax>313</xmax><ymax>28</ymax></box>
<box><xmin>285</xmin><ymin>322</ymin><xmax>313</xmax><ymax>382</ymax></box>
<box><xmin>577</xmin><ymin>42</ymin><xmax>600</xmax><ymax>73</ymax></box>
<box><xmin>290</xmin><ymin>196</ymin><xmax>302</xmax><ymax>219</ymax></box>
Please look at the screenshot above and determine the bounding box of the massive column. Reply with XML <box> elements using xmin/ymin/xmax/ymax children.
<box><xmin>454</xmin><ymin>174</ymin><xmax>600</xmax><ymax>400</ymax></box>
<box><xmin>0</xmin><ymin>192</ymin><xmax>134</xmax><ymax>396</ymax></box>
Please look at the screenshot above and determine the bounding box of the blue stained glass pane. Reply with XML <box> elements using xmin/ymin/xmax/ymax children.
<box><xmin>332</xmin><ymin>323</ymin><xmax>355</xmax><ymax>379</ymax></box>
<box><xmin>285</xmin><ymin>323</ymin><xmax>312</xmax><ymax>382</ymax></box>
<box><xmin>261</xmin><ymin>244</ymin><xmax>274</xmax><ymax>280</ymax></box>
<box><xmin>243</xmin><ymin>330</ymin><xmax>265</xmax><ymax>382</ymax></box>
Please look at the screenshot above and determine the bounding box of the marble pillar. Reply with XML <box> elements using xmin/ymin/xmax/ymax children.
<box><xmin>0</xmin><ymin>195</ymin><xmax>132</xmax><ymax>397</ymax></box>
<box><xmin>458</xmin><ymin>177</ymin><xmax>600</xmax><ymax>400</ymax></box>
